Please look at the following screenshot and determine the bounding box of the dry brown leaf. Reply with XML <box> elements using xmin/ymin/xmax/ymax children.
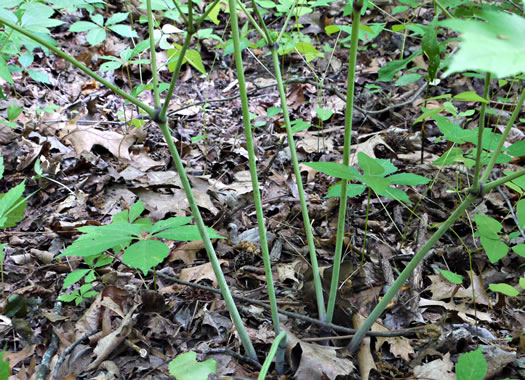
<box><xmin>413</xmin><ymin>352</ymin><xmax>455</xmax><ymax>380</ymax></box>
<box><xmin>179</xmin><ymin>260</ymin><xmax>227</xmax><ymax>287</ymax></box>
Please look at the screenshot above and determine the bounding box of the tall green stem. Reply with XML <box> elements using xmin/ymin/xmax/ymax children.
<box><xmin>157</xmin><ymin>121</ymin><xmax>257</xmax><ymax>361</ymax></box>
<box><xmin>228</xmin><ymin>0</ymin><xmax>281</xmax><ymax>341</ymax></box>
<box><xmin>326</xmin><ymin>0</ymin><xmax>363</xmax><ymax>324</ymax></box>
<box><xmin>471</xmin><ymin>72</ymin><xmax>491</xmax><ymax>193</ymax></box>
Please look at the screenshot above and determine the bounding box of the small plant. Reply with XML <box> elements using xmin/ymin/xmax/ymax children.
<box><xmin>168</xmin><ymin>351</ymin><xmax>216</xmax><ymax>380</ymax></box>
<box><xmin>56</xmin><ymin>200</ymin><xmax>224</xmax><ymax>303</ymax></box>
<box><xmin>456</xmin><ymin>347</ymin><xmax>487</xmax><ymax>380</ymax></box>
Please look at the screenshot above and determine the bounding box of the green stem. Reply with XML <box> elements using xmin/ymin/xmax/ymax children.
<box><xmin>349</xmin><ymin>192</ymin><xmax>477</xmax><ymax>352</ymax></box>
<box><xmin>146</xmin><ymin>0</ymin><xmax>161</xmax><ymax>108</ymax></box>
<box><xmin>257</xmin><ymin>331</ymin><xmax>287</xmax><ymax>380</ymax></box>
<box><xmin>326</xmin><ymin>0</ymin><xmax>363</xmax><ymax>324</ymax></box>
<box><xmin>471</xmin><ymin>72</ymin><xmax>491</xmax><ymax>193</ymax></box>
<box><xmin>0</xmin><ymin>16</ymin><xmax>155</xmax><ymax>117</ymax></box>
<box><xmin>480</xmin><ymin>88</ymin><xmax>525</xmax><ymax>183</ymax></box>
<box><xmin>157</xmin><ymin>121</ymin><xmax>257</xmax><ymax>361</ymax></box>
<box><xmin>229</xmin><ymin>0</ymin><xmax>281</xmax><ymax>340</ymax></box>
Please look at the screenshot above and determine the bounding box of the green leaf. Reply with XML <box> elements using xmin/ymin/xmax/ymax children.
<box><xmin>440</xmin><ymin>269</ymin><xmax>463</xmax><ymax>285</ymax></box>
<box><xmin>69</xmin><ymin>21</ymin><xmax>97</xmax><ymax>32</ymax></box>
<box><xmin>480</xmin><ymin>236</ymin><xmax>508</xmax><ymax>263</ymax></box>
<box><xmin>456</xmin><ymin>347</ymin><xmax>487</xmax><ymax>380</ymax></box>
<box><xmin>128</xmin><ymin>200</ymin><xmax>145</xmax><ymax>223</ymax></box>
<box><xmin>7</xmin><ymin>105</ymin><xmax>22</xmax><ymax>121</ymax></box>
<box><xmin>517</xmin><ymin>199</ymin><xmax>525</xmax><ymax>229</ymax></box>
<box><xmin>358</xmin><ymin>152</ymin><xmax>385</xmax><ymax>176</ymax></box>
<box><xmin>63</xmin><ymin>269</ymin><xmax>92</xmax><ymax>289</ymax></box>
<box><xmin>295</xmin><ymin>42</ymin><xmax>323</xmax><ymax>62</ymax></box>
<box><xmin>432</xmin><ymin>147</ymin><xmax>465</xmax><ymax>166</ymax></box>
<box><xmin>303</xmin><ymin>162</ymin><xmax>359</xmax><ymax>180</ymax></box>
<box><xmin>86</xmin><ymin>27</ymin><xmax>106</xmax><ymax>45</ymax></box>
<box><xmin>422</xmin><ymin>17</ymin><xmax>440</xmax><ymax>80</ymax></box>
<box><xmin>182</xmin><ymin>49</ymin><xmax>205</xmax><ymax>74</ymax></box>
<box><xmin>441</xmin><ymin>11</ymin><xmax>525</xmax><ymax>78</ymax></box>
<box><xmin>381</xmin><ymin>187</ymin><xmax>411</xmax><ymax>204</ymax></box>
<box><xmin>387</xmin><ymin>173</ymin><xmax>430</xmax><ymax>185</ymax></box>
<box><xmin>362</xmin><ymin>175</ymin><xmax>390</xmax><ymax>193</ymax></box>
<box><xmin>378</xmin><ymin>50</ymin><xmax>420</xmax><ymax>82</ymax></box>
<box><xmin>488</xmin><ymin>283</ymin><xmax>519</xmax><ymax>297</ymax></box>
<box><xmin>122</xmin><ymin>240</ymin><xmax>169</xmax><ymax>275</ymax></box>
<box><xmin>27</xmin><ymin>70</ymin><xmax>50</xmax><ymax>84</ymax></box>
<box><xmin>267</xmin><ymin>107</ymin><xmax>282</xmax><ymax>117</ymax></box>
<box><xmin>108</xmin><ymin>24</ymin><xmax>137</xmax><ymax>39</ymax></box>
<box><xmin>395</xmin><ymin>73</ymin><xmax>422</xmax><ymax>86</ymax></box>
<box><xmin>154</xmin><ymin>225</ymin><xmax>223</xmax><ymax>241</ymax></box>
<box><xmin>474</xmin><ymin>214</ymin><xmax>502</xmax><ymax>239</ymax></box>
<box><xmin>0</xmin><ymin>154</ymin><xmax>4</xmax><ymax>180</ymax></box>
<box><xmin>106</xmin><ymin>12</ymin><xmax>128</xmax><ymax>26</ymax></box>
<box><xmin>325</xmin><ymin>183</ymin><xmax>366</xmax><ymax>198</ymax></box>
<box><xmin>151</xmin><ymin>217</ymin><xmax>193</xmax><ymax>234</ymax></box>
<box><xmin>316</xmin><ymin>108</ymin><xmax>333</xmax><ymax>121</ymax></box>
<box><xmin>76</xmin><ymin>222</ymin><xmax>143</xmax><ymax>237</ymax></box>
<box><xmin>0</xmin><ymin>347</ymin><xmax>10</xmax><ymax>379</ymax></box>
<box><xmin>507</xmin><ymin>140</ymin><xmax>525</xmax><ymax>157</ymax></box>
<box><xmin>512</xmin><ymin>244</ymin><xmax>525</xmax><ymax>258</ymax></box>
<box><xmin>57</xmin><ymin>234</ymin><xmax>133</xmax><ymax>258</ymax></box>
<box><xmin>452</xmin><ymin>91</ymin><xmax>489</xmax><ymax>104</ymax></box>
<box><xmin>413</xmin><ymin>106</ymin><xmax>444</xmax><ymax>124</ymax></box>
<box><xmin>0</xmin><ymin>56</ymin><xmax>14</xmax><ymax>84</ymax></box>
<box><xmin>0</xmin><ymin>181</ymin><xmax>26</xmax><ymax>229</ymax></box>
<box><xmin>520</xmin><ymin>278</ymin><xmax>525</xmax><ymax>290</ymax></box>
<box><xmin>168</xmin><ymin>351</ymin><xmax>216</xmax><ymax>380</ymax></box>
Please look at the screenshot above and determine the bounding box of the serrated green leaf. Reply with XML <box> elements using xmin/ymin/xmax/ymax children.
<box><xmin>57</xmin><ymin>234</ymin><xmax>133</xmax><ymax>258</ymax></box>
<box><xmin>63</xmin><ymin>269</ymin><xmax>92</xmax><ymax>289</ymax></box>
<box><xmin>358</xmin><ymin>152</ymin><xmax>385</xmax><ymax>176</ymax></box>
<box><xmin>151</xmin><ymin>217</ymin><xmax>194</xmax><ymax>234</ymax></box>
<box><xmin>128</xmin><ymin>200</ymin><xmax>145</xmax><ymax>223</ymax></box>
<box><xmin>0</xmin><ymin>181</ymin><xmax>26</xmax><ymax>229</ymax></box>
<box><xmin>362</xmin><ymin>175</ymin><xmax>390</xmax><ymax>193</ymax></box>
<box><xmin>413</xmin><ymin>106</ymin><xmax>444</xmax><ymax>124</ymax></box>
<box><xmin>69</xmin><ymin>21</ymin><xmax>97</xmax><ymax>32</ymax></box>
<box><xmin>27</xmin><ymin>70</ymin><xmax>50</xmax><ymax>84</ymax></box>
<box><xmin>441</xmin><ymin>11</ymin><xmax>525</xmax><ymax>78</ymax></box>
<box><xmin>324</xmin><ymin>183</ymin><xmax>366</xmax><ymax>198</ymax></box>
<box><xmin>432</xmin><ymin>147</ymin><xmax>465</xmax><ymax>166</ymax></box>
<box><xmin>108</xmin><ymin>24</ymin><xmax>137</xmax><ymax>39</ymax></box>
<box><xmin>106</xmin><ymin>12</ymin><xmax>128</xmax><ymax>26</ymax></box>
<box><xmin>440</xmin><ymin>269</ymin><xmax>463</xmax><ymax>284</ymax></box>
<box><xmin>76</xmin><ymin>222</ymin><xmax>143</xmax><ymax>237</ymax></box>
<box><xmin>488</xmin><ymin>283</ymin><xmax>519</xmax><ymax>297</ymax></box>
<box><xmin>154</xmin><ymin>225</ymin><xmax>223</xmax><ymax>241</ymax></box>
<box><xmin>122</xmin><ymin>239</ymin><xmax>169</xmax><ymax>275</ymax></box>
<box><xmin>456</xmin><ymin>347</ymin><xmax>487</xmax><ymax>380</ymax></box>
<box><xmin>381</xmin><ymin>187</ymin><xmax>411</xmax><ymax>204</ymax></box>
<box><xmin>86</xmin><ymin>27</ymin><xmax>106</xmax><ymax>45</ymax></box>
<box><xmin>507</xmin><ymin>140</ymin><xmax>525</xmax><ymax>157</ymax></box>
<box><xmin>387</xmin><ymin>173</ymin><xmax>430</xmax><ymax>185</ymax></box>
<box><xmin>303</xmin><ymin>162</ymin><xmax>360</xmax><ymax>180</ymax></box>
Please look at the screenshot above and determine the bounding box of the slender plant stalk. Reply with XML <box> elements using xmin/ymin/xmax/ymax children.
<box><xmin>228</xmin><ymin>0</ymin><xmax>281</xmax><ymax>347</ymax></box>
<box><xmin>348</xmin><ymin>80</ymin><xmax>525</xmax><ymax>352</ymax></box>
<box><xmin>257</xmin><ymin>330</ymin><xmax>287</xmax><ymax>380</ymax></box>
<box><xmin>0</xmin><ymin>17</ymin><xmax>154</xmax><ymax>117</ymax></box>
<box><xmin>326</xmin><ymin>0</ymin><xmax>363</xmax><ymax>324</ymax></box>
<box><xmin>471</xmin><ymin>72</ymin><xmax>491</xmax><ymax>193</ymax></box>
<box><xmin>249</xmin><ymin>1</ymin><xmax>327</xmax><ymax>321</ymax></box>
<box><xmin>145</xmin><ymin>0</ymin><xmax>257</xmax><ymax>360</ymax></box>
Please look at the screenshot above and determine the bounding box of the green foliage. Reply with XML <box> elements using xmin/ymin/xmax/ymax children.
<box><xmin>56</xmin><ymin>200</ymin><xmax>224</xmax><ymax>301</ymax></box>
<box><xmin>69</xmin><ymin>12</ymin><xmax>137</xmax><ymax>46</ymax></box>
<box><xmin>442</xmin><ymin>11</ymin><xmax>525</xmax><ymax>78</ymax></box>
<box><xmin>305</xmin><ymin>152</ymin><xmax>430</xmax><ymax>204</ymax></box>
<box><xmin>456</xmin><ymin>347</ymin><xmax>487</xmax><ymax>380</ymax></box>
<box><xmin>0</xmin><ymin>153</ymin><xmax>27</xmax><ymax>229</ymax></box>
<box><xmin>0</xmin><ymin>347</ymin><xmax>9</xmax><ymax>380</ymax></box>
<box><xmin>440</xmin><ymin>269</ymin><xmax>463</xmax><ymax>285</ymax></box>
<box><xmin>168</xmin><ymin>351</ymin><xmax>216</xmax><ymax>380</ymax></box>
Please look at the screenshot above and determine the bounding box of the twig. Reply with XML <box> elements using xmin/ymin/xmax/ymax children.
<box><xmin>35</xmin><ymin>301</ymin><xmax>62</xmax><ymax>380</ymax></box>
<box><xmin>51</xmin><ymin>329</ymin><xmax>100</xmax><ymax>380</ymax></box>
<box><xmin>156</xmin><ymin>271</ymin><xmax>435</xmax><ymax>338</ymax></box>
